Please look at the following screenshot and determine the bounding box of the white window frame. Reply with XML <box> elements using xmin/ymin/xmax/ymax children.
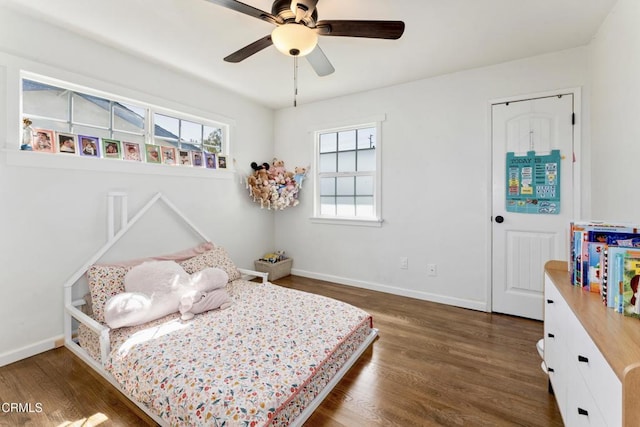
<box><xmin>9</xmin><ymin>71</ymin><xmax>234</xmax><ymax>179</ymax></box>
<box><xmin>312</xmin><ymin>115</ymin><xmax>384</xmax><ymax>227</ymax></box>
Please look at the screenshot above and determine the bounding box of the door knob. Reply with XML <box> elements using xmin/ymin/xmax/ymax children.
<box><xmin>495</xmin><ymin>215</ymin><xmax>504</xmax><ymax>223</ymax></box>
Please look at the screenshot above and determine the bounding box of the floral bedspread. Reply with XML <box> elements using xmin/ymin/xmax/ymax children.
<box><xmin>105</xmin><ymin>280</ymin><xmax>373</xmax><ymax>426</ymax></box>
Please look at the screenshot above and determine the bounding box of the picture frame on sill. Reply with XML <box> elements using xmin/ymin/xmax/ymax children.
<box><xmin>218</xmin><ymin>155</ymin><xmax>227</xmax><ymax>169</ymax></box>
<box><xmin>102</xmin><ymin>138</ymin><xmax>122</xmax><ymax>159</ymax></box>
<box><xmin>179</xmin><ymin>150</ymin><xmax>192</xmax><ymax>166</ymax></box>
<box><xmin>78</xmin><ymin>135</ymin><xmax>100</xmax><ymax>157</ymax></box>
<box><xmin>191</xmin><ymin>151</ymin><xmax>203</xmax><ymax>167</ymax></box>
<box><xmin>145</xmin><ymin>144</ymin><xmax>161</xmax><ymax>164</ymax></box>
<box><xmin>56</xmin><ymin>132</ymin><xmax>77</xmax><ymax>154</ymax></box>
<box><xmin>205</xmin><ymin>152</ymin><xmax>216</xmax><ymax>169</ymax></box>
<box><xmin>123</xmin><ymin>142</ymin><xmax>142</xmax><ymax>161</ymax></box>
<box><xmin>32</xmin><ymin>128</ymin><xmax>54</xmax><ymax>153</ymax></box>
<box><xmin>161</xmin><ymin>146</ymin><xmax>177</xmax><ymax>165</ymax></box>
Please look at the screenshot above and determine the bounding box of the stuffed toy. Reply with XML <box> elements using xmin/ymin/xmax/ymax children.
<box><xmin>294</xmin><ymin>166</ymin><xmax>307</xmax><ymax>187</ymax></box>
<box><xmin>246</xmin><ymin>160</ymin><xmax>307</xmax><ymax>209</ymax></box>
<box><xmin>270</xmin><ymin>158</ymin><xmax>286</xmax><ymax>178</ymax></box>
<box><xmin>104</xmin><ymin>261</ymin><xmax>232</xmax><ymax>328</ymax></box>
<box><xmin>179</xmin><ymin>288</ymin><xmax>231</xmax><ymax>321</ymax></box>
<box><xmin>178</xmin><ymin>268</ymin><xmax>231</xmax><ymax>320</ymax></box>
<box><xmin>251</xmin><ymin>161</ymin><xmax>270</xmax><ymax>171</ymax></box>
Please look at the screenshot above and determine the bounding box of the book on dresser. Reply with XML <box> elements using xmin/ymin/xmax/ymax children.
<box><xmin>582</xmin><ymin>241</ymin><xmax>605</xmax><ymax>293</ymax></box>
<box><xmin>607</xmin><ymin>246</ymin><xmax>632</xmax><ymax>309</ymax></box>
<box><xmin>569</xmin><ymin>221</ymin><xmax>640</xmax><ymax>287</ymax></box>
<box><xmin>619</xmin><ymin>249</ymin><xmax>640</xmax><ymax>318</ymax></box>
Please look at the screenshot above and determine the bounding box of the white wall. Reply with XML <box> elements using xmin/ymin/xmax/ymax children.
<box><xmin>0</xmin><ymin>6</ymin><xmax>275</xmax><ymax>365</ymax></box>
<box><xmin>273</xmin><ymin>48</ymin><xmax>589</xmax><ymax>310</ymax></box>
<box><xmin>589</xmin><ymin>0</ymin><xmax>640</xmax><ymax>221</ymax></box>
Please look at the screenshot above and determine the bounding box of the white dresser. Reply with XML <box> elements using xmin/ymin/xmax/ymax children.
<box><xmin>544</xmin><ymin>260</ymin><xmax>640</xmax><ymax>426</ymax></box>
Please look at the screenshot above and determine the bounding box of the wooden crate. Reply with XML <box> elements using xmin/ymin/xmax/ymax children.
<box><xmin>253</xmin><ymin>258</ymin><xmax>293</xmax><ymax>280</ymax></box>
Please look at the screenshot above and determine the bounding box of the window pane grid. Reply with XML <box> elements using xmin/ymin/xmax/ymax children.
<box><xmin>316</xmin><ymin>123</ymin><xmax>377</xmax><ymax>220</ymax></box>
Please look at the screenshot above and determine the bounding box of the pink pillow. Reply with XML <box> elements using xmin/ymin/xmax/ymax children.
<box><xmin>87</xmin><ymin>243</ymin><xmax>216</xmax><ymax>324</ymax></box>
<box><xmin>179</xmin><ymin>247</ymin><xmax>241</xmax><ymax>281</ymax></box>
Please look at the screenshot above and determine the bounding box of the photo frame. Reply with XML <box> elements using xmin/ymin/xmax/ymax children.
<box><xmin>161</xmin><ymin>146</ymin><xmax>177</xmax><ymax>165</ymax></box>
<box><xmin>179</xmin><ymin>150</ymin><xmax>192</xmax><ymax>166</ymax></box>
<box><xmin>217</xmin><ymin>155</ymin><xmax>227</xmax><ymax>169</ymax></box>
<box><xmin>123</xmin><ymin>142</ymin><xmax>142</xmax><ymax>161</ymax></box>
<box><xmin>78</xmin><ymin>135</ymin><xmax>100</xmax><ymax>157</ymax></box>
<box><xmin>102</xmin><ymin>138</ymin><xmax>122</xmax><ymax>159</ymax></box>
<box><xmin>191</xmin><ymin>151</ymin><xmax>204</xmax><ymax>167</ymax></box>
<box><xmin>145</xmin><ymin>144</ymin><xmax>161</xmax><ymax>164</ymax></box>
<box><xmin>32</xmin><ymin>128</ymin><xmax>55</xmax><ymax>153</ymax></box>
<box><xmin>56</xmin><ymin>132</ymin><xmax>77</xmax><ymax>155</ymax></box>
<box><xmin>205</xmin><ymin>152</ymin><xmax>217</xmax><ymax>169</ymax></box>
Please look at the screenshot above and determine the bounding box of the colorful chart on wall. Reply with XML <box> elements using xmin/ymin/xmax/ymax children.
<box><xmin>506</xmin><ymin>149</ymin><xmax>561</xmax><ymax>214</ymax></box>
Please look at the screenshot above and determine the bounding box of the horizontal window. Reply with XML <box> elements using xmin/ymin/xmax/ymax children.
<box><xmin>19</xmin><ymin>76</ymin><xmax>229</xmax><ymax>170</ymax></box>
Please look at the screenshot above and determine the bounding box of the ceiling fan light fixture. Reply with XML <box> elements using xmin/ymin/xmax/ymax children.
<box><xmin>271</xmin><ymin>23</ymin><xmax>318</xmax><ymax>57</ymax></box>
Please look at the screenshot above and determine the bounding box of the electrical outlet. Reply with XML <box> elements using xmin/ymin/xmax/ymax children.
<box><xmin>427</xmin><ymin>263</ymin><xmax>437</xmax><ymax>276</ymax></box>
<box><xmin>400</xmin><ymin>257</ymin><xmax>409</xmax><ymax>269</ymax></box>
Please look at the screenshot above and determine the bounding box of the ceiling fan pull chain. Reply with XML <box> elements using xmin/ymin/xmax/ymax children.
<box><xmin>293</xmin><ymin>55</ymin><xmax>299</xmax><ymax>107</ymax></box>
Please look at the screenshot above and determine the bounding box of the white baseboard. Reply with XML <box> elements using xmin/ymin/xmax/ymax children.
<box><xmin>290</xmin><ymin>268</ymin><xmax>488</xmax><ymax>312</ymax></box>
<box><xmin>0</xmin><ymin>335</ymin><xmax>64</xmax><ymax>367</ymax></box>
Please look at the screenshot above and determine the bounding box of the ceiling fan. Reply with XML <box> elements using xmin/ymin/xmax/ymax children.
<box><xmin>205</xmin><ymin>0</ymin><xmax>405</xmax><ymax>77</ymax></box>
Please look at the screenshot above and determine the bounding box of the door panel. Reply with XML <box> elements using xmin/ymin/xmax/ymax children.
<box><xmin>505</xmin><ymin>230</ymin><xmax>555</xmax><ymax>296</ymax></box>
<box><xmin>492</xmin><ymin>94</ymin><xmax>574</xmax><ymax>320</ymax></box>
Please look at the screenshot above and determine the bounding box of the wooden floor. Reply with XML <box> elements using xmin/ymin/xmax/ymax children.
<box><xmin>0</xmin><ymin>275</ymin><xmax>562</xmax><ymax>426</ymax></box>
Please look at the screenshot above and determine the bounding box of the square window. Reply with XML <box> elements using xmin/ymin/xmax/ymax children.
<box><xmin>22</xmin><ymin>80</ymin><xmax>69</xmax><ymax>121</ymax></box>
<box><xmin>357</xmin><ymin>127</ymin><xmax>376</xmax><ymax>149</ymax></box>
<box><xmin>181</xmin><ymin>120</ymin><xmax>202</xmax><ymax>146</ymax></box>
<box><xmin>320</xmin><ymin>197</ymin><xmax>336</xmax><ymax>215</ymax></box>
<box><xmin>337</xmin><ymin>151</ymin><xmax>356</xmax><ymax>172</ymax></box>
<box><xmin>320</xmin><ymin>133</ymin><xmax>337</xmax><ymax>153</ymax></box>
<box><xmin>114</xmin><ymin>102</ymin><xmax>145</xmax><ymax>134</ymax></box>
<box><xmin>336</xmin><ymin>176</ymin><xmax>355</xmax><ymax>196</ymax></box>
<box><xmin>204</xmin><ymin>126</ymin><xmax>223</xmax><ymax>153</ymax></box>
<box><xmin>73</xmin><ymin>93</ymin><xmax>110</xmax><ymax>128</ymax></box>
<box><xmin>336</xmin><ymin>196</ymin><xmax>356</xmax><ymax>217</ymax></box>
<box><xmin>338</xmin><ymin>130</ymin><xmax>356</xmax><ymax>151</ymax></box>
<box><xmin>356</xmin><ymin>176</ymin><xmax>374</xmax><ymax>195</ymax></box>
<box><xmin>320</xmin><ymin>177</ymin><xmax>336</xmax><ymax>196</ymax></box>
<box><xmin>320</xmin><ymin>152</ymin><xmax>337</xmax><ymax>173</ymax></box>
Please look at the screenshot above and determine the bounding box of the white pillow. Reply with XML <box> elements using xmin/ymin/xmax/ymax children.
<box><xmin>104</xmin><ymin>291</ymin><xmax>178</xmax><ymax>329</ymax></box>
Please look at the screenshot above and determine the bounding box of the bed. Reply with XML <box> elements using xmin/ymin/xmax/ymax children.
<box><xmin>63</xmin><ymin>192</ymin><xmax>378</xmax><ymax>426</ymax></box>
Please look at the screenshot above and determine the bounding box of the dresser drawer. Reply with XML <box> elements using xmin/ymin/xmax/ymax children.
<box><xmin>543</xmin><ymin>274</ymin><xmax>569</xmax><ymax>420</ymax></box>
<box><xmin>566</xmin><ymin>308</ymin><xmax>622</xmax><ymax>426</ymax></box>
<box><xmin>544</xmin><ymin>275</ymin><xmax>566</xmax><ymax>339</ymax></box>
<box><xmin>567</xmin><ymin>365</ymin><xmax>608</xmax><ymax>426</ymax></box>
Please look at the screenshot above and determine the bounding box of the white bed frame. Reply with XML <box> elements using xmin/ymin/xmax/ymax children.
<box><xmin>63</xmin><ymin>192</ymin><xmax>378</xmax><ymax>426</ymax></box>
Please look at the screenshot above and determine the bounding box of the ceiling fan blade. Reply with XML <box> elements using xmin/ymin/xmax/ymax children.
<box><xmin>224</xmin><ymin>35</ymin><xmax>273</xmax><ymax>63</ymax></box>
<box><xmin>291</xmin><ymin>0</ymin><xmax>318</xmax><ymax>23</ymax></box>
<box><xmin>204</xmin><ymin>0</ymin><xmax>282</xmax><ymax>25</ymax></box>
<box><xmin>316</xmin><ymin>20</ymin><xmax>405</xmax><ymax>39</ymax></box>
<box><xmin>306</xmin><ymin>45</ymin><xmax>335</xmax><ymax>77</ymax></box>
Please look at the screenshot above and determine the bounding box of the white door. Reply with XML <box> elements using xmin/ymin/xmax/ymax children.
<box><xmin>492</xmin><ymin>94</ymin><xmax>574</xmax><ymax>320</ymax></box>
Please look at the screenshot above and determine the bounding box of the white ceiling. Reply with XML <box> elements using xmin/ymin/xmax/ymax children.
<box><xmin>5</xmin><ymin>0</ymin><xmax>617</xmax><ymax>109</ymax></box>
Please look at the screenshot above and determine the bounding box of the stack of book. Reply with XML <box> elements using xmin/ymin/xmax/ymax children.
<box><xmin>570</xmin><ymin>221</ymin><xmax>640</xmax><ymax>318</ymax></box>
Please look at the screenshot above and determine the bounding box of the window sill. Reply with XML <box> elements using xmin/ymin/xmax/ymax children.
<box><xmin>310</xmin><ymin>216</ymin><xmax>384</xmax><ymax>227</ymax></box>
<box><xmin>3</xmin><ymin>149</ymin><xmax>235</xmax><ymax>180</ymax></box>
